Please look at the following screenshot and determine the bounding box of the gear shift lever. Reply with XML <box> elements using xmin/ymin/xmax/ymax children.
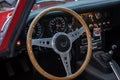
<box><xmin>107</xmin><ymin>45</ymin><xmax>120</xmax><ymax>80</ymax></box>
<box><xmin>109</xmin><ymin>61</ymin><xmax>120</xmax><ymax>80</ymax></box>
<box><xmin>92</xmin><ymin>50</ymin><xmax>120</xmax><ymax>80</ymax></box>
<box><xmin>91</xmin><ymin>51</ymin><xmax>112</xmax><ymax>73</ymax></box>
<box><xmin>100</xmin><ymin>53</ymin><xmax>120</xmax><ymax>80</ymax></box>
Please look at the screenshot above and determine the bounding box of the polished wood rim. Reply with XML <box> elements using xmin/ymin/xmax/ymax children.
<box><xmin>27</xmin><ymin>6</ymin><xmax>92</xmax><ymax>80</ymax></box>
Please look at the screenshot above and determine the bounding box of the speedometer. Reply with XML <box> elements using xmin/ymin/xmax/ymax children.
<box><xmin>49</xmin><ymin>17</ymin><xmax>67</xmax><ymax>34</ymax></box>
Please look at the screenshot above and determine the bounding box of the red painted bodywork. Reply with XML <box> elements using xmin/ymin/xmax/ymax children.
<box><xmin>0</xmin><ymin>10</ymin><xmax>13</xmax><ymax>32</ymax></box>
<box><xmin>0</xmin><ymin>0</ymin><xmax>27</xmax><ymax>52</ymax></box>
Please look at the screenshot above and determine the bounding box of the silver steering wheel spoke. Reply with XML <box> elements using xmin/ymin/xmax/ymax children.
<box><xmin>59</xmin><ymin>52</ymin><xmax>72</xmax><ymax>76</ymax></box>
<box><xmin>32</xmin><ymin>38</ymin><xmax>52</xmax><ymax>48</ymax></box>
<box><xmin>68</xmin><ymin>27</ymin><xmax>85</xmax><ymax>43</ymax></box>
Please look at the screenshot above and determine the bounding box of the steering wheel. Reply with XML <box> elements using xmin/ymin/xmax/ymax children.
<box><xmin>26</xmin><ymin>7</ymin><xmax>92</xmax><ymax>80</ymax></box>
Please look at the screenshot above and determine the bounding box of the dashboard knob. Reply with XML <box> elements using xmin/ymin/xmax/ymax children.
<box><xmin>112</xmin><ymin>45</ymin><xmax>117</xmax><ymax>50</ymax></box>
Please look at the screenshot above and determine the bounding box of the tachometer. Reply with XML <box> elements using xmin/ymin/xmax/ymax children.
<box><xmin>49</xmin><ymin>17</ymin><xmax>67</xmax><ymax>34</ymax></box>
<box><xmin>25</xmin><ymin>22</ymin><xmax>43</xmax><ymax>39</ymax></box>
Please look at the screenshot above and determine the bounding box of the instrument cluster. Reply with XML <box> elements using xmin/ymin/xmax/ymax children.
<box><xmin>24</xmin><ymin>12</ymin><xmax>111</xmax><ymax>39</ymax></box>
<box><xmin>17</xmin><ymin>11</ymin><xmax>111</xmax><ymax>54</ymax></box>
<box><xmin>24</xmin><ymin>16</ymin><xmax>71</xmax><ymax>39</ymax></box>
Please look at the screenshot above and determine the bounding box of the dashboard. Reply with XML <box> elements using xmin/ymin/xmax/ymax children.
<box><xmin>24</xmin><ymin>16</ymin><xmax>71</xmax><ymax>38</ymax></box>
<box><xmin>15</xmin><ymin>11</ymin><xmax>112</xmax><ymax>54</ymax></box>
<box><xmin>24</xmin><ymin>12</ymin><xmax>111</xmax><ymax>38</ymax></box>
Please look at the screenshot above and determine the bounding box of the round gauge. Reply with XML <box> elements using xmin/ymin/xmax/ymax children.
<box><xmin>49</xmin><ymin>17</ymin><xmax>67</xmax><ymax>34</ymax></box>
<box><xmin>33</xmin><ymin>23</ymin><xmax>43</xmax><ymax>38</ymax></box>
<box><xmin>25</xmin><ymin>22</ymin><xmax>43</xmax><ymax>39</ymax></box>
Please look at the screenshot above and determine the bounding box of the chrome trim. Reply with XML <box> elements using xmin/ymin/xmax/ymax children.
<box><xmin>32</xmin><ymin>38</ymin><xmax>52</xmax><ymax>48</ymax></box>
<box><xmin>0</xmin><ymin>16</ymin><xmax>12</xmax><ymax>45</ymax></box>
<box><xmin>52</xmin><ymin>32</ymin><xmax>72</xmax><ymax>55</ymax></box>
<box><xmin>68</xmin><ymin>27</ymin><xmax>85</xmax><ymax>43</ymax></box>
<box><xmin>109</xmin><ymin>61</ymin><xmax>120</xmax><ymax>80</ymax></box>
<box><xmin>1</xmin><ymin>16</ymin><xmax>12</xmax><ymax>32</ymax></box>
<box><xmin>51</xmin><ymin>32</ymin><xmax>72</xmax><ymax>76</ymax></box>
<box><xmin>59</xmin><ymin>52</ymin><xmax>72</xmax><ymax>76</ymax></box>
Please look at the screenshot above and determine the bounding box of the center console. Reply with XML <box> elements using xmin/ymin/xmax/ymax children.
<box><xmin>76</xmin><ymin>11</ymin><xmax>120</xmax><ymax>80</ymax></box>
<box><xmin>79</xmin><ymin>12</ymin><xmax>111</xmax><ymax>53</ymax></box>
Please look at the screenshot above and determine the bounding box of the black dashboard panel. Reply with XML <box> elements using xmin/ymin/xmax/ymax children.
<box><xmin>16</xmin><ymin>11</ymin><xmax>112</xmax><ymax>53</ymax></box>
<box><xmin>14</xmin><ymin>0</ymin><xmax>120</xmax><ymax>56</ymax></box>
<box><xmin>71</xmin><ymin>11</ymin><xmax>111</xmax><ymax>53</ymax></box>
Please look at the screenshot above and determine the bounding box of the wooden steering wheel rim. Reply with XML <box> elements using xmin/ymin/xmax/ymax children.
<box><xmin>26</xmin><ymin>6</ymin><xmax>92</xmax><ymax>80</ymax></box>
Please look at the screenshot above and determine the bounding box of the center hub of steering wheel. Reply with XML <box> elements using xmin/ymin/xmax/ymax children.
<box><xmin>52</xmin><ymin>32</ymin><xmax>72</xmax><ymax>54</ymax></box>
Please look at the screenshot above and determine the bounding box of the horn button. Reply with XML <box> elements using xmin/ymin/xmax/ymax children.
<box><xmin>52</xmin><ymin>33</ymin><xmax>72</xmax><ymax>54</ymax></box>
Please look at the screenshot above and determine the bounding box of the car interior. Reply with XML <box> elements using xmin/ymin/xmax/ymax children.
<box><xmin>0</xmin><ymin>0</ymin><xmax>120</xmax><ymax>80</ymax></box>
